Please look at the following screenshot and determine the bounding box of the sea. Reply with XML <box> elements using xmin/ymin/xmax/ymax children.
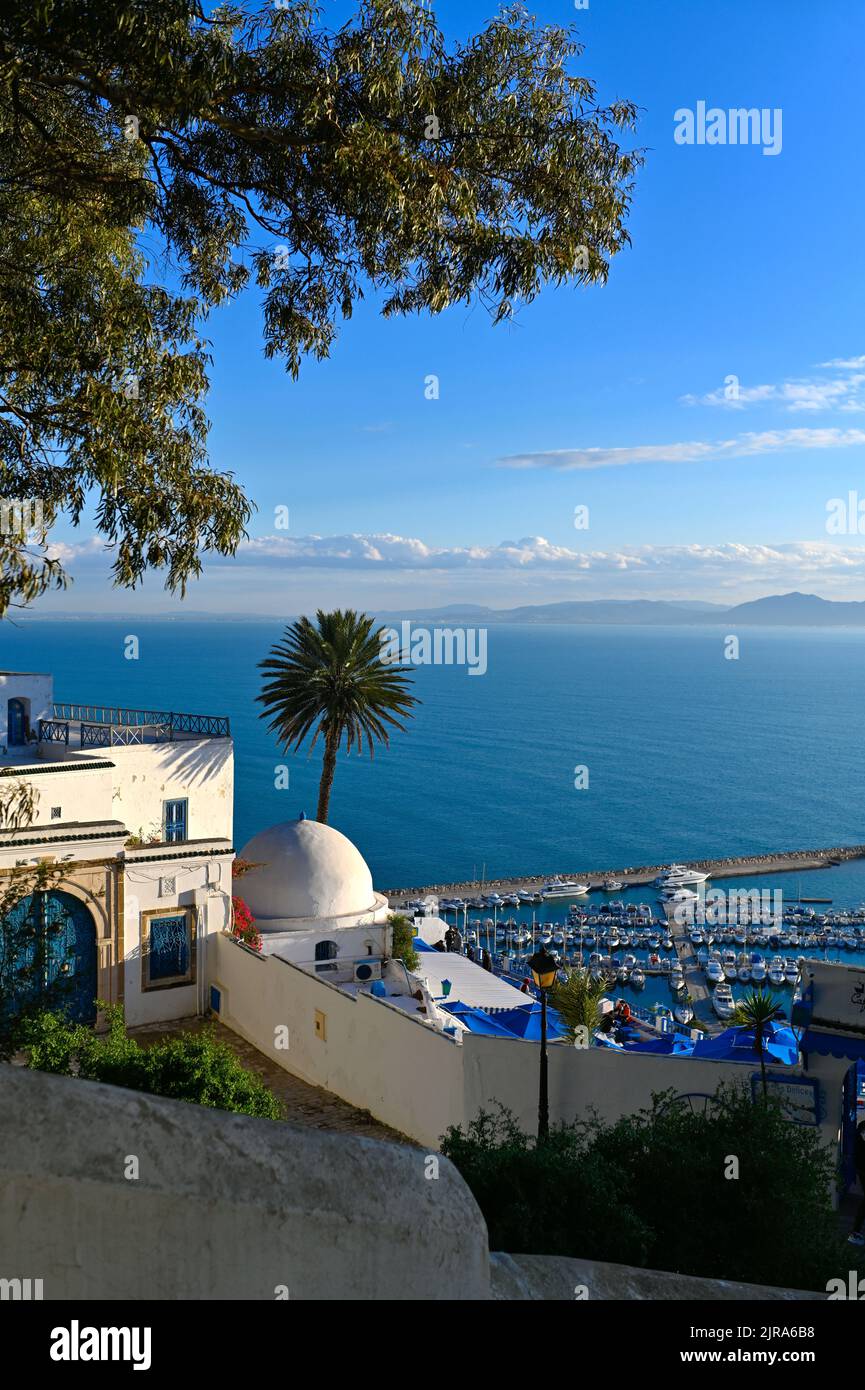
<box><xmin>4</xmin><ymin>619</ymin><xmax>865</xmax><ymax>903</ymax></box>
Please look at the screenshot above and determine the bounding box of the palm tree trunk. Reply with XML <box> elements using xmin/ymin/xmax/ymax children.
<box><xmin>758</xmin><ymin>1027</ymin><xmax>768</xmax><ymax>1102</ymax></box>
<box><xmin>317</xmin><ymin>729</ymin><xmax>339</xmax><ymax>823</ymax></box>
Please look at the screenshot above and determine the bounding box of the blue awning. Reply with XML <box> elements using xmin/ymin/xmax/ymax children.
<box><xmin>492</xmin><ymin>1004</ymin><xmax>568</xmax><ymax>1041</ymax></box>
<box><xmin>692</xmin><ymin>1022</ymin><xmax>798</xmax><ymax>1066</ymax></box>
<box><xmin>439</xmin><ymin>1002</ymin><xmax>518</xmax><ymax>1037</ymax></box>
<box><xmin>803</xmin><ymin>1029</ymin><xmax>865</xmax><ymax>1062</ymax></box>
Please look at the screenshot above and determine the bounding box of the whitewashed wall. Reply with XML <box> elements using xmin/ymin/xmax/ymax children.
<box><xmin>0</xmin><ymin>671</ymin><xmax>53</xmax><ymax>746</ymax></box>
<box><xmin>108</xmin><ymin>739</ymin><xmax>233</xmax><ymax>844</ymax></box>
<box><xmin>210</xmin><ymin>934</ymin><xmax>842</xmax><ymax>1161</ymax></box>
<box><xmin>3</xmin><ymin>735</ymin><xmax>232</xmax><ymax>841</ymax></box>
<box><xmin>0</xmin><ymin>762</ymin><xmax>115</xmax><ymax>833</ymax></box>
<box><xmin>123</xmin><ymin>851</ymin><xmax>233</xmax><ymax>1027</ymax></box>
<box><xmin>210</xmin><ymin>933</ymin><xmax>465</xmax><ymax>1148</ymax></box>
<box><xmin>264</xmin><ymin>922</ymin><xmax>390</xmax><ymax>972</ymax></box>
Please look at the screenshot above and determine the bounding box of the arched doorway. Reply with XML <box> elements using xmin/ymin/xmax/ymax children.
<box><xmin>0</xmin><ymin>889</ymin><xmax>98</xmax><ymax>1024</ymax></box>
<box><xmin>7</xmin><ymin>697</ymin><xmax>28</xmax><ymax>745</ymax></box>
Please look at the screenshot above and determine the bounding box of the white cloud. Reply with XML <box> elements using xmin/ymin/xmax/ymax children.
<box><xmin>820</xmin><ymin>356</ymin><xmax>865</xmax><ymax>370</ymax></box>
<box><xmin>30</xmin><ymin>533</ymin><xmax>865</xmax><ymax>612</ymax></box>
<box><xmin>496</xmin><ymin>427</ymin><xmax>865</xmax><ymax>471</ymax></box>
<box><xmin>235</xmin><ymin>533</ymin><xmax>588</xmax><ymax>569</ymax></box>
<box><xmin>681</xmin><ymin>357</ymin><xmax>865</xmax><ymax>413</ymax></box>
<box><xmin>47</xmin><ymin>532</ymin><xmax>865</xmax><ymax>583</ymax></box>
<box><xmin>198</xmin><ymin>534</ymin><xmax>865</xmax><ymax>587</ymax></box>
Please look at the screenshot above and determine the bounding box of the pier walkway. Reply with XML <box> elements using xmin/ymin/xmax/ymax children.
<box><xmin>662</xmin><ymin>902</ymin><xmax>717</xmax><ymax>1031</ymax></box>
<box><xmin>386</xmin><ymin>843</ymin><xmax>865</xmax><ymax>905</ymax></box>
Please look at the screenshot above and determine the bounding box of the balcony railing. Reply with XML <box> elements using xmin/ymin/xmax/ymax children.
<box><xmin>38</xmin><ymin>719</ymin><xmax>69</xmax><ymax>745</ymax></box>
<box><xmin>80</xmin><ymin>722</ymin><xmax>174</xmax><ymax>748</ymax></box>
<box><xmin>50</xmin><ymin>704</ymin><xmax>230</xmax><ymax>739</ymax></box>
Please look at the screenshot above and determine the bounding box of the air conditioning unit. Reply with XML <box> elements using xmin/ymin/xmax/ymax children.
<box><xmin>353</xmin><ymin>960</ymin><xmax>382</xmax><ymax>984</ymax></box>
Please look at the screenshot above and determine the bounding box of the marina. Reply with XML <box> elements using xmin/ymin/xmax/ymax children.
<box><xmin>397</xmin><ymin>861</ymin><xmax>865</xmax><ymax>1034</ymax></box>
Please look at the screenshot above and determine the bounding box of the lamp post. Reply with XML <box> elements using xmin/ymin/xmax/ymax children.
<box><xmin>528</xmin><ymin>945</ymin><xmax>559</xmax><ymax>1141</ymax></box>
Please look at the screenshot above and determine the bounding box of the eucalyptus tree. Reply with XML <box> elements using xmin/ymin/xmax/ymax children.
<box><xmin>0</xmin><ymin>0</ymin><xmax>640</xmax><ymax>613</ymax></box>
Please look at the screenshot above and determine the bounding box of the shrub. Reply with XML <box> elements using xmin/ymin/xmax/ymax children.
<box><xmin>441</xmin><ymin>1085</ymin><xmax>863</xmax><ymax>1292</ymax></box>
<box><xmin>388</xmin><ymin>913</ymin><xmax>419</xmax><ymax>971</ymax></box>
<box><xmin>441</xmin><ymin>1105</ymin><xmax>651</xmax><ymax>1266</ymax></box>
<box><xmin>21</xmin><ymin>1005</ymin><xmax>284</xmax><ymax>1120</ymax></box>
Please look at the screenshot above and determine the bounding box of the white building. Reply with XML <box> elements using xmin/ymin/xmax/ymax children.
<box><xmin>0</xmin><ymin>669</ymin><xmax>234</xmax><ymax>1027</ymax></box>
<box><xmin>236</xmin><ymin>815</ymin><xmax>391</xmax><ymax>979</ymax></box>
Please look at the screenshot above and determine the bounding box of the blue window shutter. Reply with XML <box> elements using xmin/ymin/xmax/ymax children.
<box><xmin>163</xmin><ymin>799</ymin><xmax>188</xmax><ymax>843</ymax></box>
<box><xmin>148</xmin><ymin>915</ymin><xmax>190</xmax><ymax>981</ymax></box>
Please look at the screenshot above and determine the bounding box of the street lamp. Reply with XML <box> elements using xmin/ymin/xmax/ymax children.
<box><xmin>528</xmin><ymin>945</ymin><xmax>559</xmax><ymax>1141</ymax></box>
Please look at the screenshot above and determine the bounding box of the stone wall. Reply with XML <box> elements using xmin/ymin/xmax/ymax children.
<box><xmin>0</xmin><ymin>1064</ymin><xmax>489</xmax><ymax>1301</ymax></box>
<box><xmin>490</xmin><ymin>1254</ymin><xmax>824</xmax><ymax>1301</ymax></box>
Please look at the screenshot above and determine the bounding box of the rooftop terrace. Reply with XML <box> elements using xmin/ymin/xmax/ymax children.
<box><xmin>38</xmin><ymin>702</ymin><xmax>231</xmax><ymax>749</ymax></box>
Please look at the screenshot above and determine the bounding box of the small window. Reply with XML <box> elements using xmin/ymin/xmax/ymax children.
<box><xmin>163</xmin><ymin>798</ymin><xmax>188</xmax><ymax>844</ymax></box>
<box><xmin>50</xmin><ymin>807</ymin><xmax>62</xmax><ymax>820</ymax></box>
<box><xmin>314</xmin><ymin>1009</ymin><xmax>327</xmax><ymax>1041</ymax></box>
<box><xmin>141</xmin><ymin>910</ymin><xmax>196</xmax><ymax>991</ymax></box>
<box><xmin>314</xmin><ymin>939</ymin><xmax>338</xmax><ymax>973</ymax></box>
<box><xmin>210</xmin><ymin>985</ymin><xmax>222</xmax><ymax>1015</ymax></box>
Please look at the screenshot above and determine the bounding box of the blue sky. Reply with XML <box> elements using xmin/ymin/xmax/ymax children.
<box><xmin>42</xmin><ymin>0</ymin><xmax>865</xmax><ymax>613</ymax></box>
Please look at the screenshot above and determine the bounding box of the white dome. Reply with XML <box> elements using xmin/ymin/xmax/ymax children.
<box><xmin>237</xmin><ymin>816</ymin><xmax>377</xmax><ymax>923</ymax></box>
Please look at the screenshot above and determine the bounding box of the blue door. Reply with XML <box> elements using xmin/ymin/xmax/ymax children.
<box><xmin>0</xmin><ymin>890</ymin><xmax>97</xmax><ymax>1024</ymax></box>
<box><xmin>163</xmin><ymin>799</ymin><xmax>188</xmax><ymax>843</ymax></box>
<box><xmin>7</xmin><ymin>698</ymin><xmax>27</xmax><ymax>744</ymax></box>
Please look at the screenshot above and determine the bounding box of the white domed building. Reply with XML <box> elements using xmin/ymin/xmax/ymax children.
<box><xmin>236</xmin><ymin>814</ymin><xmax>391</xmax><ymax>974</ymax></box>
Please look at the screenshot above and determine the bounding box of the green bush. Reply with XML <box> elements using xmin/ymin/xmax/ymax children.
<box><xmin>21</xmin><ymin>1005</ymin><xmax>284</xmax><ymax>1120</ymax></box>
<box><xmin>441</xmin><ymin>1085</ymin><xmax>863</xmax><ymax>1293</ymax></box>
<box><xmin>441</xmin><ymin>1105</ymin><xmax>651</xmax><ymax>1265</ymax></box>
<box><xmin>388</xmin><ymin>913</ymin><xmax>419</xmax><ymax>972</ymax></box>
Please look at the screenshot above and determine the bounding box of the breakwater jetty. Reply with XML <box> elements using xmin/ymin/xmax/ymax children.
<box><xmin>384</xmin><ymin>843</ymin><xmax>865</xmax><ymax>904</ymax></box>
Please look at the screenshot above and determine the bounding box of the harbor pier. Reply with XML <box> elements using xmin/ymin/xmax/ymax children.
<box><xmin>386</xmin><ymin>843</ymin><xmax>865</xmax><ymax>904</ymax></box>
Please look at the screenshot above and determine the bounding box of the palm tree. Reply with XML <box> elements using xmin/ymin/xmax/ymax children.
<box><xmin>734</xmin><ymin>988</ymin><xmax>784</xmax><ymax>1102</ymax></box>
<box><xmin>550</xmin><ymin>965</ymin><xmax>611</xmax><ymax>1046</ymax></box>
<box><xmin>257</xmin><ymin>609</ymin><xmax>419</xmax><ymax>824</ymax></box>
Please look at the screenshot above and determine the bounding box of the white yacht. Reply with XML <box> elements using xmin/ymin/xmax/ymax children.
<box><xmin>712</xmin><ymin>983</ymin><xmax>737</xmax><ymax>1020</ymax></box>
<box><xmin>541</xmin><ymin>879</ymin><xmax>590</xmax><ymax>899</ymax></box>
<box><xmin>602</xmin><ymin>878</ymin><xmax>625</xmax><ymax>892</ymax></box>
<box><xmin>654</xmin><ymin>864</ymin><xmax>710</xmax><ymax>889</ymax></box>
<box><xmin>659</xmin><ymin>886</ymin><xmax>700</xmax><ymax>905</ymax></box>
<box><xmin>705</xmin><ymin>957</ymin><xmax>726</xmax><ymax>986</ymax></box>
<box><xmin>768</xmin><ymin>958</ymin><xmax>786</xmax><ymax>987</ymax></box>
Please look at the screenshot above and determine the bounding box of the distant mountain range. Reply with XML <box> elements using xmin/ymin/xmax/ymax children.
<box><xmin>18</xmin><ymin>591</ymin><xmax>865</xmax><ymax>626</ymax></box>
<box><xmin>377</xmin><ymin>593</ymin><xmax>865</xmax><ymax>627</ymax></box>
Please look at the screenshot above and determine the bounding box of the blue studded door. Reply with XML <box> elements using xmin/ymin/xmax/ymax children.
<box><xmin>0</xmin><ymin>889</ymin><xmax>97</xmax><ymax>1024</ymax></box>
